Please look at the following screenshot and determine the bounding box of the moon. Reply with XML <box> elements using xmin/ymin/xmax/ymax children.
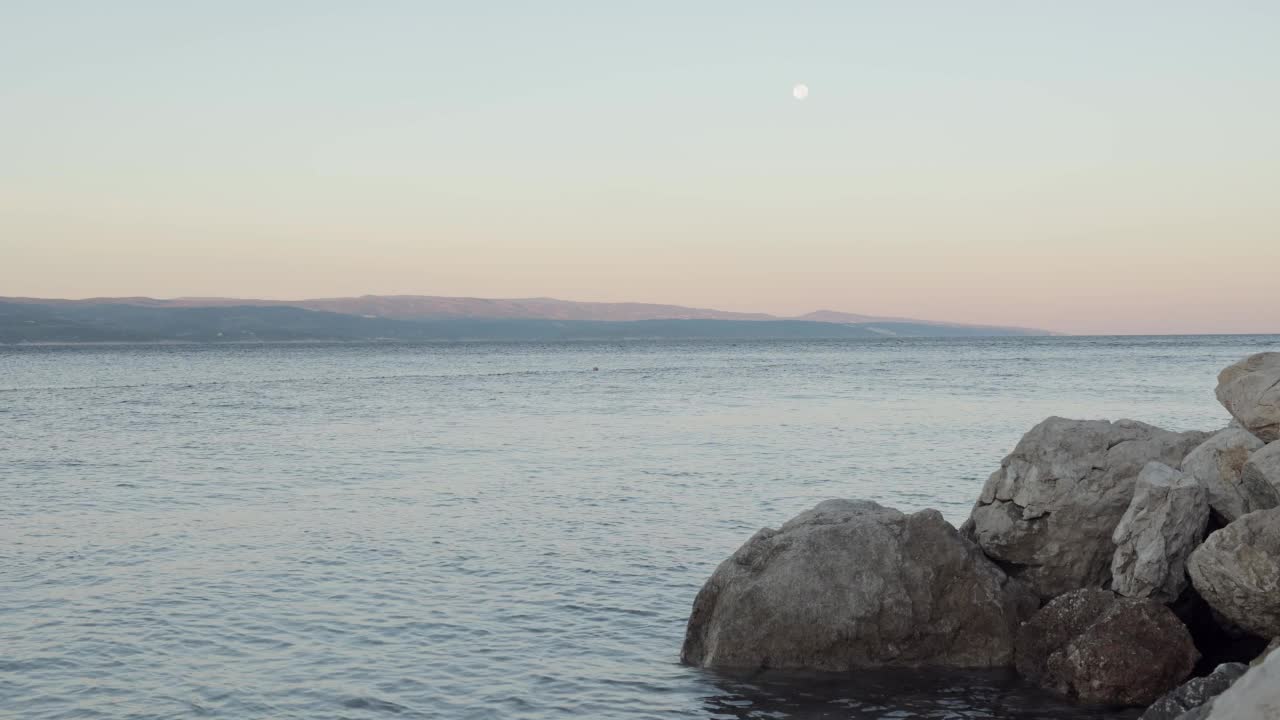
<box><xmin>792</xmin><ymin>83</ymin><xmax>809</xmax><ymax>100</ymax></box>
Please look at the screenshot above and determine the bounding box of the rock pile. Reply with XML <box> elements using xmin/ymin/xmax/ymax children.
<box><xmin>681</xmin><ymin>351</ymin><xmax>1280</xmax><ymax>714</ymax></box>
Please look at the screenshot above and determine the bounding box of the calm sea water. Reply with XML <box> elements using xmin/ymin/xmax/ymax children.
<box><xmin>4</xmin><ymin>336</ymin><xmax>1278</xmax><ymax>720</ymax></box>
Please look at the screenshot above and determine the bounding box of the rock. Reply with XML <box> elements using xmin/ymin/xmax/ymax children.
<box><xmin>680</xmin><ymin>499</ymin><xmax>1038</xmax><ymax>671</ymax></box>
<box><xmin>1243</xmin><ymin>442</ymin><xmax>1280</xmax><ymax>493</ymax></box>
<box><xmin>1141</xmin><ymin>663</ymin><xmax>1248</xmax><ymax>720</ymax></box>
<box><xmin>1181</xmin><ymin>429</ymin><xmax>1275</xmax><ymax>523</ymax></box>
<box><xmin>1198</xmin><ymin>645</ymin><xmax>1280</xmax><ymax>719</ymax></box>
<box><xmin>1015</xmin><ymin>588</ymin><xmax>1117</xmax><ymax>683</ymax></box>
<box><xmin>1255</xmin><ymin>637</ymin><xmax>1280</xmax><ymax>667</ymax></box>
<box><xmin>1188</xmin><ymin>507</ymin><xmax>1280</xmax><ymax>639</ymax></box>
<box><xmin>1174</xmin><ymin>706</ymin><xmax>1213</xmax><ymax>720</ymax></box>
<box><xmin>968</xmin><ymin>417</ymin><xmax>1210</xmax><ymax>600</ymax></box>
<box><xmin>1170</xmin><ymin>586</ymin><xmax>1272</xmax><ymax>670</ymax></box>
<box><xmin>1015</xmin><ymin>588</ymin><xmax>1199</xmax><ymax>706</ymax></box>
<box><xmin>1215</xmin><ymin>352</ymin><xmax>1280</xmax><ymax>443</ymax></box>
<box><xmin>1112</xmin><ymin>462</ymin><xmax>1210</xmax><ymax>603</ymax></box>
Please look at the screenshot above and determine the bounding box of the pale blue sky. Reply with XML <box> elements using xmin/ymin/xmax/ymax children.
<box><xmin>3</xmin><ymin>1</ymin><xmax>1278</xmax><ymax>333</ymax></box>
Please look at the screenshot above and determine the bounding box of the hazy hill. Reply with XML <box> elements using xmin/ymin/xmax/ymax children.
<box><xmin>795</xmin><ymin>309</ymin><xmax>1050</xmax><ymax>335</ymax></box>
<box><xmin>0</xmin><ymin>301</ymin><xmax>422</xmax><ymax>343</ymax></box>
<box><xmin>290</xmin><ymin>296</ymin><xmax>779</xmax><ymax>321</ymax></box>
<box><xmin>795</xmin><ymin>309</ymin><xmax>917</xmax><ymax>324</ymax></box>
<box><xmin>0</xmin><ymin>300</ymin><xmax>1050</xmax><ymax>343</ymax></box>
<box><xmin>0</xmin><ymin>295</ymin><xmax>774</xmax><ymax>321</ymax></box>
<box><xmin>1</xmin><ymin>294</ymin><xmax>1050</xmax><ymax>334</ymax></box>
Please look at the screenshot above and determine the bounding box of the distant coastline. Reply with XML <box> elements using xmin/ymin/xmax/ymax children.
<box><xmin>0</xmin><ymin>295</ymin><xmax>1056</xmax><ymax>344</ymax></box>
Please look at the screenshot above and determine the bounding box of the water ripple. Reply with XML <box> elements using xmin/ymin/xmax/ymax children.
<box><xmin>3</xmin><ymin>336</ymin><xmax>1276</xmax><ymax>718</ymax></box>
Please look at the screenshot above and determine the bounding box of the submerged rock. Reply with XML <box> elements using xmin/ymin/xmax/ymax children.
<box><xmin>1015</xmin><ymin>588</ymin><xmax>1199</xmax><ymax>706</ymax></box>
<box><xmin>1188</xmin><ymin>507</ymin><xmax>1280</xmax><ymax>639</ymax></box>
<box><xmin>680</xmin><ymin>499</ymin><xmax>1037</xmax><ymax>671</ymax></box>
<box><xmin>1215</xmin><ymin>352</ymin><xmax>1280</xmax><ymax>443</ymax></box>
<box><xmin>1111</xmin><ymin>462</ymin><xmax>1210</xmax><ymax>603</ymax></box>
<box><xmin>1181</xmin><ymin>429</ymin><xmax>1274</xmax><ymax>523</ymax></box>
<box><xmin>1140</xmin><ymin>663</ymin><xmax>1248</xmax><ymax>720</ymax></box>
<box><xmin>968</xmin><ymin>417</ymin><xmax>1209</xmax><ymax>600</ymax></box>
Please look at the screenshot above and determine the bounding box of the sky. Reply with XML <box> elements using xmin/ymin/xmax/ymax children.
<box><xmin>2</xmin><ymin>1</ymin><xmax>1278</xmax><ymax>335</ymax></box>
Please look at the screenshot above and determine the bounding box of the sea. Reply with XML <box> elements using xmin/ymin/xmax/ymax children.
<box><xmin>4</xmin><ymin>335</ymin><xmax>1277</xmax><ymax>720</ymax></box>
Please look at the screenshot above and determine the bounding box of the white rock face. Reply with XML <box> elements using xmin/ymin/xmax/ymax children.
<box><xmin>1243</xmin><ymin>442</ymin><xmax>1280</xmax><ymax>493</ymax></box>
<box><xmin>1181</xmin><ymin>429</ymin><xmax>1275</xmax><ymax>523</ymax></box>
<box><xmin>1215</xmin><ymin>352</ymin><xmax>1280</xmax><ymax>443</ymax></box>
<box><xmin>968</xmin><ymin>417</ymin><xmax>1210</xmax><ymax>600</ymax></box>
<box><xmin>1199</xmin><ymin>643</ymin><xmax>1280</xmax><ymax>719</ymax></box>
<box><xmin>1187</xmin><ymin>507</ymin><xmax>1280</xmax><ymax>639</ymax></box>
<box><xmin>1111</xmin><ymin>462</ymin><xmax>1210</xmax><ymax>603</ymax></box>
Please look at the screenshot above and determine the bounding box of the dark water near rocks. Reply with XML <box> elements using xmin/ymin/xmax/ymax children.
<box><xmin>4</xmin><ymin>336</ymin><xmax>1278</xmax><ymax>719</ymax></box>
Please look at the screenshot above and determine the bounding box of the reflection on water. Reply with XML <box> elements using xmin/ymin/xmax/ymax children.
<box><xmin>698</xmin><ymin>668</ymin><xmax>1142</xmax><ymax>719</ymax></box>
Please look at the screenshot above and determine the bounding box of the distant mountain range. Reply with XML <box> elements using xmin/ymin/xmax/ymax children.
<box><xmin>0</xmin><ymin>295</ymin><xmax>1054</xmax><ymax>343</ymax></box>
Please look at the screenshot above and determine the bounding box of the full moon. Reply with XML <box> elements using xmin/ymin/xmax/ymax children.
<box><xmin>792</xmin><ymin>83</ymin><xmax>809</xmax><ymax>100</ymax></box>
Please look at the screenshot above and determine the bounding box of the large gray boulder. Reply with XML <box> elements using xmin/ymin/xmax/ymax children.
<box><xmin>1215</xmin><ymin>352</ymin><xmax>1280</xmax><ymax>443</ymax></box>
<box><xmin>1196</xmin><ymin>646</ymin><xmax>1280</xmax><ymax>719</ymax></box>
<box><xmin>1243</xmin><ymin>442</ymin><xmax>1280</xmax><ymax>493</ymax></box>
<box><xmin>1141</xmin><ymin>663</ymin><xmax>1248</xmax><ymax>720</ymax></box>
<box><xmin>1181</xmin><ymin>429</ymin><xmax>1275</xmax><ymax>523</ymax></box>
<box><xmin>1015</xmin><ymin>588</ymin><xmax>1199</xmax><ymax>706</ymax></box>
<box><xmin>968</xmin><ymin>417</ymin><xmax>1210</xmax><ymax>600</ymax></box>
<box><xmin>680</xmin><ymin>499</ymin><xmax>1038</xmax><ymax>671</ymax></box>
<box><xmin>1188</xmin><ymin>507</ymin><xmax>1280</xmax><ymax>639</ymax></box>
<box><xmin>1112</xmin><ymin>462</ymin><xmax>1210</xmax><ymax>603</ymax></box>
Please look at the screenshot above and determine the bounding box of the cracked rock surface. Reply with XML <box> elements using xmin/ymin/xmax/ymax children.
<box><xmin>967</xmin><ymin>417</ymin><xmax>1209</xmax><ymax>600</ymax></box>
<box><xmin>1111</xmin><ymin>462</ymin><xmax>1210</xmax><ymax>603</ymax></box>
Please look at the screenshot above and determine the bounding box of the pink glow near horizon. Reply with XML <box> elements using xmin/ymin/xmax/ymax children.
<box><xmin>3</xmin><ymin>4</ymin><xmax>1278</xmax><ymax>335</ymax></box>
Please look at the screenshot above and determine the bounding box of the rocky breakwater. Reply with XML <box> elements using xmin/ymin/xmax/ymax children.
<box><xmin>681</xmin><ymin>352</ymin><xmax>1280</xmax><ymax>714</ymax></box>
